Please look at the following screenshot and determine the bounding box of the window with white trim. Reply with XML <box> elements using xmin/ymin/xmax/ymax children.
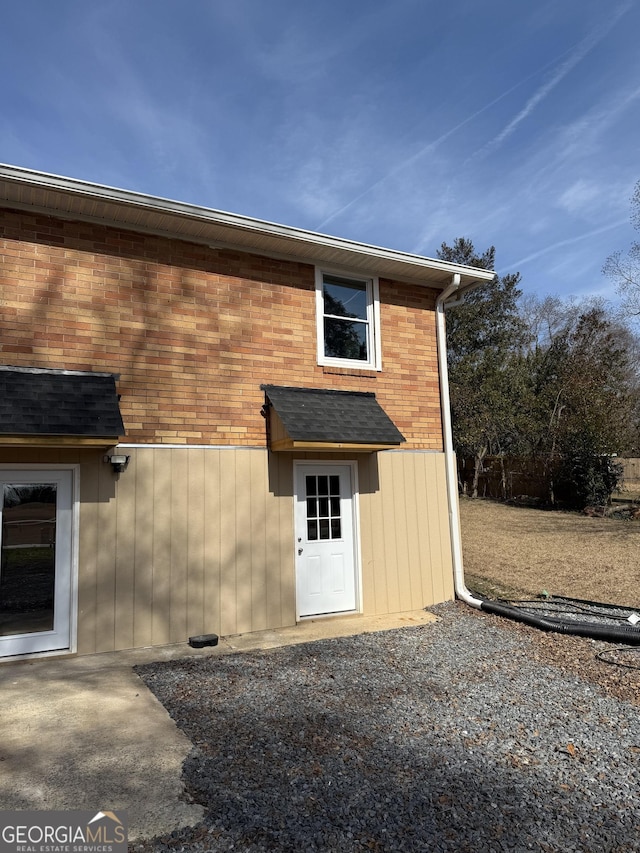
<box><xmin>315</xmin><ymin>270</ymin><xmax>381</xmax><ymax>370</ymax></box>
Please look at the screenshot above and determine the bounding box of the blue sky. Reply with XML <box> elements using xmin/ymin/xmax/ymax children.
<box><xmin>2</xmin><ymin>0</ymin><xmax>639</xmax><ymax>302</ymax></box>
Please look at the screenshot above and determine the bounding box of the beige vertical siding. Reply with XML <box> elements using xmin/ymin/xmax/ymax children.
<box><xmin>358</xmin><ymin>450</ymin><xmax>454</xmax><ymax>614</ymax></box>
<box><xmin>132</xmin><ymin>448</ymin><xmax>154</xmax><ymax>649</ymax></box>
<box><xmin>75</xmin><ymin>447</ymin><xmax>297</xmax><ymax>653</ymax></box>
<box><xmin>0</xmin><ymin>446</ymin><xmax>454</xmax><ymax>655</ymax></box>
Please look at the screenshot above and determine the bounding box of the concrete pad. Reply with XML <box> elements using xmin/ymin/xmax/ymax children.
<box><xmin>0</xmin><ymin>609</ymin><xmax>437</xmax><ymax>842</ymax></box>
<box><xmin>218</xmin><ymin>608</ymin><xmax>438</xmax><ymax>652</ymax></box>
<box><xmin>0</xmin><ymin>654</ymin><xmax>205</xmax><ymax>841</ymax></box>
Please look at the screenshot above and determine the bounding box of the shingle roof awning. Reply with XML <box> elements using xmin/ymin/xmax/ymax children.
<box><xmin>261</xmin><ymin>385</ymin><xmax>405</xmax><ymax>452</ymax></box>
<box><xmin>0</xmin><ymin>367</ymin><xmax>125</xmax><ymax>447</ymax></box>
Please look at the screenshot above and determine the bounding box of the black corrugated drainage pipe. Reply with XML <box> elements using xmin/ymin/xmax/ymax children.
<box><xmin>480</xmin><ymin>599</ymin><xmax>640</xmax><ymax>645</ymax></box>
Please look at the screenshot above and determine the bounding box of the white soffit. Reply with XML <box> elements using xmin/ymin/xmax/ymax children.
<box><xmin>0</xmin><ymin>164</ymin><xmax>496</xmax><ymax>289</ymax></box>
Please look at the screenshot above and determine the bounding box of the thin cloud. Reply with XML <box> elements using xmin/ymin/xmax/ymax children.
<box><xmin>313</xmin><ymin>6</ymin><xmax>631</xmax><ymax>235</ymax></box>
<box><xmin>551</xmin><ymin>81</ymin><xmax>640</xmax><ymax>165</ymax></box>
<box><xmin>470</xmin><ymin>1</ymin><xmax>633</xmax><ymax>161</ymax></box>
<box><xmin>314</xmin><ymin>61</ymin><xmax>565</xmax><ymax>233</ymax></box>
<box><xmin>507</xmin><ymin>218</ymin><xmax>630</xmax><ymax>269</ymax></box>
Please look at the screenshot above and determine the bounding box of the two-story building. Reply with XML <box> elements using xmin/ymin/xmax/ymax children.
<box><xmin>0</xmin><ymin>165</ymin><xmax>493</xmax><ymax>659</ymax></box>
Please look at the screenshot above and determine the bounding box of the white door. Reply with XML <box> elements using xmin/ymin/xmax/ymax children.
<box><xmin>295</xmin><ymin>463</ymin><xmax>358</xmax><ymax>617</ymax></box>
<box><xmin>0</xmin><ymin>470</ymin><xmax>74</xmax><ymax>657</ymax></box>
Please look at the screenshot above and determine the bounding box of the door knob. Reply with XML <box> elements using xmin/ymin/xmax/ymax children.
<box><xmin>298</xmin><ymin>548</ymin><xmax>303</xmax><ymax>555</ymax></box>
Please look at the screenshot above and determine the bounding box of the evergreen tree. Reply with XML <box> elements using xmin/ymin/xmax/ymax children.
<box><xmin>438</xmin><ymin>239</ymin><xmax>528</xmax><ymax>497</ymax></box>
<box><xmin>441</xmin><ymin>238</ymin><xmax>640</xmax><ymax>506</ymax></box>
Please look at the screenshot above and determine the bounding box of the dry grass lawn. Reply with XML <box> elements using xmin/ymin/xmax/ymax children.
<box><xmin>459</xmin><ymin>497</ymin><xmax>640</xmax><ymax>609</ymax></box>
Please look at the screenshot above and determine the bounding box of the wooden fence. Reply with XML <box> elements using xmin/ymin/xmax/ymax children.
<box><xmin>458</xmin><ymin>456</ymin><xmax>551</xmax><ymax>501</ymax></box>
<box><xmin>620</xmin><ymin>458</ymin><xmax>640</xmax><ymax>483</ymax></box>
<box><xmin>460</xmin><ymin>456</ymin><xmax>639</xmax><ymax>502</ymax></box>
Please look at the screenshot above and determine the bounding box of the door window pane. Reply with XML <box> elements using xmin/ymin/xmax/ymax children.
<box><xmin>0</xmin><ymin>484</ymin><xmax>57</xmax><ymax>637</ymax></box>
<box><xmin>304</xmin><ymin>474</ymin><xmax>343</xmax><ymax>542</ymax></box>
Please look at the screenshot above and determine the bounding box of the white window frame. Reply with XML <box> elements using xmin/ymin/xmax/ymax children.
<box><xmin>315</xmin><ymin>268</ymin><xmax>382</xmax><ymax>371</ymax></box>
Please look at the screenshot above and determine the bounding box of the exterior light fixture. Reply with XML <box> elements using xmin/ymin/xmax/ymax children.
<box><xmin>104</xmin><ymin>453</ymin><xmax>130</xmax><ymax>474</ymax></box>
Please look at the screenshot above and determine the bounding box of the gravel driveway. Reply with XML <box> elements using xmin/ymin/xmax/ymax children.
<box><xmin>133</xmin><ymin>603</ymin><xmax>640</xmax><ymax>852</ymax></box>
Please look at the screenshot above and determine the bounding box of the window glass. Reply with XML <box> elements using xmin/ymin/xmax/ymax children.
<box><xmin>318</xmin><ymin>272</ymin><xmax>376</xmax><ymax>365</ymax></box>
<box><xmin>324</xmin><ymin>318</ymin><xmax>368</xmax><ymax>361</ymax></box>
<box><xmin>323</xmin><ymin>278</ymin><xmax>367</xmax><ymax>320</ymax></box>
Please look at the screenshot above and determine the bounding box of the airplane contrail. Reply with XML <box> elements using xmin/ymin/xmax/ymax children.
<box><xmin>315</xmin><ymin>2</ymin><xmax>632</xmax><ymax>232</ymax></box>
<box><xmin>506</xmin><ymin>218</ymin><xmax>630</xmax><ymax>269</ymax></box>
<box><xmin>472</xmin><ymin>1</ymin><xmax>633</xmax><ymax>160</ymax></box>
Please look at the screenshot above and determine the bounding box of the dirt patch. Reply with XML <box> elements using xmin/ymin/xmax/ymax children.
<box><xmin>459</xmin><ymin>497</ymin><xmax>640</xmax><ymax>609</ymax></box>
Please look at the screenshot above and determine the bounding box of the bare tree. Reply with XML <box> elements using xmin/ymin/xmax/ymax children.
<box><xmin>603</xmin><ymin>180</ymin><xmax>640</xmax><ymax>315</ymax></box>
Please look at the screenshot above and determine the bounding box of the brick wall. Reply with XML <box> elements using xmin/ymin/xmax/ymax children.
<box><xmin>0</xmin><ymin>209</ymin><xmax>443</xmax><ymax>449</ymax></box>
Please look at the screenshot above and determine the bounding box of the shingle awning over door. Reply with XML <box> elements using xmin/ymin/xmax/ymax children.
<box><xmin>0</xmin><ymin>366</ymin><xmax>125</xmax><ymax>447</ymax></box>
<box><xmin>261</xmin><ymin>385</ymin><xmax>405</xmax><ymax>452</ymax></box>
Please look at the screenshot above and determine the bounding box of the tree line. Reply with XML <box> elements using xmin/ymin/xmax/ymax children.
<box><xmin>442</xmin><ymin>225</ymin><xmax>640</xmax><ymax>509</ymax></box>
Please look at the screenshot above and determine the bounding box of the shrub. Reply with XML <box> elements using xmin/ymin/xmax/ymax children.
<box><xmin>554</xmin><ymin>452</ymin><xmax>623</xmax><ymax>509</ymax></box>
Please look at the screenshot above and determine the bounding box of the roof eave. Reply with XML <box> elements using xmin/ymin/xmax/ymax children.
<box><xmin>0</xmin><ymin>164</ymin><xmax>496</xmax><ymax>290</ymax></box>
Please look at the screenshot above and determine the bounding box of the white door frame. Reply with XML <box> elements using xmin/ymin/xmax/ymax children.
<box><xmin>293</xmin><ymin>459</ymin><xmax>362</xmax><ymax>620</ymax></box>
<box><xmin>0</xmin><ymin>464</ymin><xmax>79</xmax><ymax>659</ymax></box>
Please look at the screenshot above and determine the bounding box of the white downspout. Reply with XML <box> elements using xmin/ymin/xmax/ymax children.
<box><xmin>436</xmin><ymin>274</ymin><xmax>483</xmax><ymax>609</ymax></box>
